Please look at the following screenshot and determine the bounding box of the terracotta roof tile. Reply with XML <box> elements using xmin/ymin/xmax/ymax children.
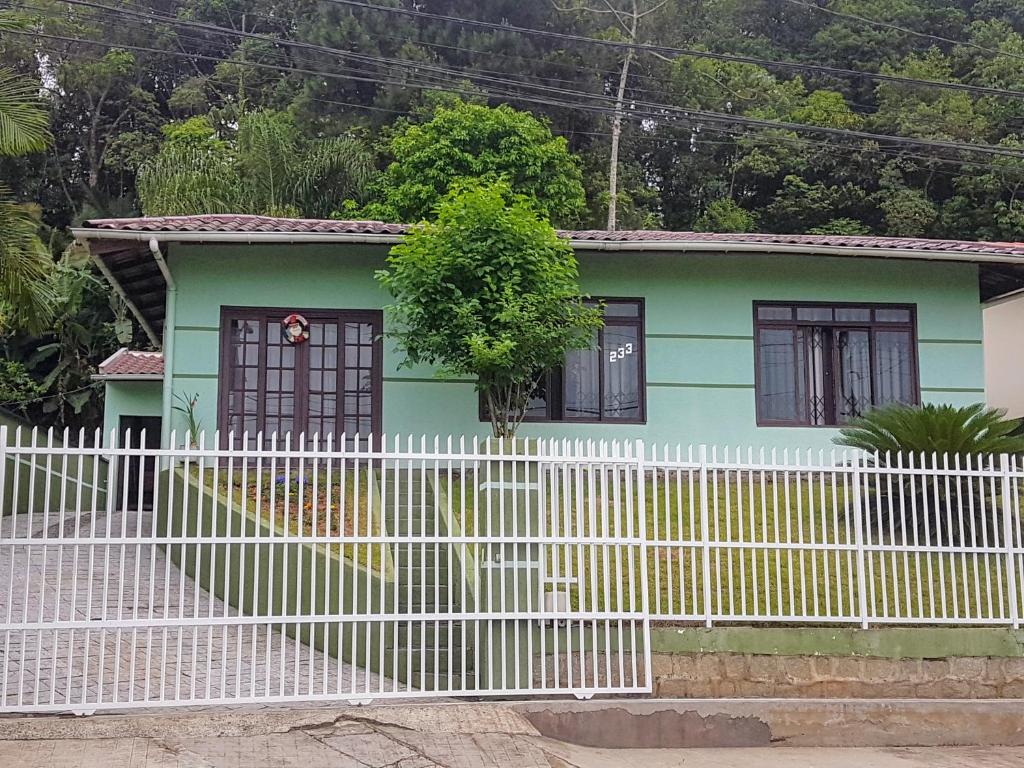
<box><xmin>98</xmin><ymin>348</ymin><xmax>164</xmax><ymax>378</ymax></box>
<box><xmin>84</xmin><ymin>214</ymin><xmax>408</xmax><ymax>236</ymax></box>
<box><xmin>79</xmin><ymin>214</ymin><xmax>1024</xmax><ymax>258</ymax></box>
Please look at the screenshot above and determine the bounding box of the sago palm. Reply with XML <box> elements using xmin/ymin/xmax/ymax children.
<box><xmin>835</xmin><ymin>403</ymin><xmax>1024</xmax><ymax>457</ymax></box>
<box><xmin>834</xmin><ymin>403</ymin><xmax>1024</xmax><ymax>545</ymax></box>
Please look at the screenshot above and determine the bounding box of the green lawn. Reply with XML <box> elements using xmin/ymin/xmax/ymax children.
<box><xmin>192</xmin><ymin>459</ymin><xmax>1021</xmax><ymax>624</ymax></box>
<box><xmin>434</xmin><ymin>463</ymin><xmax>1021</xmax><ymax>623</ymax></box>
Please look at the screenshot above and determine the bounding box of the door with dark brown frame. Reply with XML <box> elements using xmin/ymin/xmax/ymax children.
<box><xmin>217</xmin><ymin>307</ymin><xmax>383</xmax><ymax>448</ymax></box>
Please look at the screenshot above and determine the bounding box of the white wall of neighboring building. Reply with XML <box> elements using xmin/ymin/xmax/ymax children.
<box><xmin>984</xmin><ymin>294</ymin><xmax>1024</xmax><ymax>418</ymax></box>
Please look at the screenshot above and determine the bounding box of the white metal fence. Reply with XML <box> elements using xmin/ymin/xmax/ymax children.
<box><xmin>1</xmin><ymin>428</ymin><xmax>1023</xmax><ymax>712</ymax></box>
<box><xmin>0</xmin><ymin>428</ymin><xmax>650</xmax><ymax>712</ymax></box>
<box><xmin>646</xmin><ymin>445</ymin><xmax>1022</xmax><ymax>627</ymax></box>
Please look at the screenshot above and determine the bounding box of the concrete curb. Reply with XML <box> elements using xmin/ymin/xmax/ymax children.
<box><xmin>2</xmin><ymin>699</ymin><xmax>1023</xmax><ymax>748</ymax></box>
<box><xmin>511</xmin><ymin>698</ymin><xmax>1024</xmax><ymax>748</ymax></box>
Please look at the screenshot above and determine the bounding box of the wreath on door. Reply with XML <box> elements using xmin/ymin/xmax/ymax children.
<box><xmin>281</xmin><ymin>313</ymin><xmax>310</xmax><ymax>344</ymax></box>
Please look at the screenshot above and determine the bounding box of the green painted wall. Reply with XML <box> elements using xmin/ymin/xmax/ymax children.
<box><xmin>110</xmin><ymin>242</ymin><xmax>984</xmax><ymax>450</ymax></box>
<box><xmin>102</xmin><ymin>380</ymin><xmax>164</xmax><ymax>440</ymax></box>
<box><xmin>1</xmin><ymin>409</ymin><xmax>108</xmax><ymax>515</ymax></box>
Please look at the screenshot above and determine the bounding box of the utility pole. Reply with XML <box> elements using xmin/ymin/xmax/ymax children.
<box><xmin>554</xmin><ymin>1</ymin><xmax>665</xmax><ymax>231</ymax></box>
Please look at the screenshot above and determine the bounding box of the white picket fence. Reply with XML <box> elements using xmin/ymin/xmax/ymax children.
<box><xmin>0</xmin><ymin>427</ymin><xmax>1022</xmax><ymax>711</ymax></box>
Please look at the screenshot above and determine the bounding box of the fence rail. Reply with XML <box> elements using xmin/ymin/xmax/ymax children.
<box><xmin>1</xmin><ymin>426</ymin><xmax>1023</xmax><ymax>710</ymax></box>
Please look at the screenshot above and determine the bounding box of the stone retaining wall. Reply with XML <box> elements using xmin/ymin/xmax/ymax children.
<box><xmin>653</xmin><ymin>652</ymin><xmax>1024</xmax><ymax>698</ymax></box>
<box><xmin>651</xmin><ymin>627</ymin><xmax>1024</xmax><ymax>698</ymax></box>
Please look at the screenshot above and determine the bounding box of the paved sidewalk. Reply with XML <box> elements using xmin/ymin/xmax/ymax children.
<box><xmin>2</xmin><ymin>708</ymin><xmax>1024</xmax><ymax>768</ymax></box>
<box><xmin>2</xmin><ymin>703</ymin><xmax>1024</xmax><ymax>767</ymax></box>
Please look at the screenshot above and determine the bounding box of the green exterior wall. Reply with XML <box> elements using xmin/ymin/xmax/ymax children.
<box><xmin>102</xmin><ymin>380</ymin><xmax>164</xmax><ymax>440</ymax></box>
<box><xmin>107</xmin><ymin>242</ymin><xmax>984</xmax><ymax>450</ymax></box>
<box><xmin>2</xmin><ymin>409</ymin><xmax>108</xmax><ymax>515</ymax></box>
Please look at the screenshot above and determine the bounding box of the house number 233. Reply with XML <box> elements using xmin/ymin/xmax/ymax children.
<box><xmin>609</xmin><ymin>343</ymin><xmax>634</xmax><ymax>362</ymax></box>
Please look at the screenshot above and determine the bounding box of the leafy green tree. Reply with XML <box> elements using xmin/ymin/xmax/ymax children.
<box><xmin>365</xmin><ymin>101</ymin><xmax>586</xmax><ymax>226</ymax></box>
<box><xmin>137</xmin><ymin>110</ymin><xmax>375</xmax><ymax>217</ymax></box>
<box><xmin>378</xmin><ymin>182</ymin><xmax>602</xmax><ymax>438</ymax></box>
<box><xmin>0</xmin><ymin>358</ymin><xmax>42</xmax><ymax>414</ymax></box>
<box><xmin>694</xmin><ymin>199</ymin><xmax>756</xmax><ymax>232</ymax></box>
<box><xmin>807</xmin><ymin>218</ymin><xmax>872</xmax><ymax>235</ymax></box>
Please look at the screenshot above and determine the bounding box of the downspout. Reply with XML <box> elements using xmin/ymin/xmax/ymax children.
<box><xmin>149</xmin><ymin>238</ymin><xmax>177</xmax><ymax>449</ymax></box>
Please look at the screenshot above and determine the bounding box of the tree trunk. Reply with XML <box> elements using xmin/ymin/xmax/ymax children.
<box><xmin>607</xmin><ymin>43</ymin><xmax>633</xmax><ymax>231</ymax></box>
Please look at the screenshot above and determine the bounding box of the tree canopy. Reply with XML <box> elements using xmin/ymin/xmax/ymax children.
<box><xmin>3</xmin><ymin>1</ymin><xmax>1024</xmax><ymax>236</ymax></box>
<box><xmin>378</xmin><ymin>182</ymin><xmax>601</xmax><ymax>437</ymax></box>
<box><xmin>364</xmin><ymin>100</ymin><xmax>585</xmax><ymax>226</ymax></box>
<box><xmin>138</xmin><ymin>111</ymin><xmax>375</xmax><ymax>218</ymax></box>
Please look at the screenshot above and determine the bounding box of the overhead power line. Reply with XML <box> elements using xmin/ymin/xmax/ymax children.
<box><xmin>323</xmin><ymin>0</ymin><xmax>1024</xmax><ymax>100</ymax></box>
<box><xmin>9</xmin><ymin>24</ymin><xmax>1024</xmax><ymax>162</ymax></box>
<box><xmin>780</xmin><ymin>0</ymin><xmax>1024</xmax><ymax>64</ymax></box>
<box><xmin>8</xmin><ymin>21</ymin><xmax>1024</xmax><ymax>161</ymax></box>
<box><xmin>27</xmin><ymin>38</ymin><xmax>1020</xmax><ymax>178</ymax></box>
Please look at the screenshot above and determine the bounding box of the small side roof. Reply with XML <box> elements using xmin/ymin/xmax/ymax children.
<box><xmin>94</xmin><ymin>348</ymin><xmax>164</xmax><ymax>381</ymax></box>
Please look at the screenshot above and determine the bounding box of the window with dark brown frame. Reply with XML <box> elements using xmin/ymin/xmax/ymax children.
<box><xmin>218</xmin><ymin>307</ymin><xmax>383</xmax><ymax>447</ymax></box>
<box><xmin>754</xmin><ymin>302</ymin><xmax>919</xmax><ymax>427</ymax></box>
<box><xmin>480</xmin><ymin>298</ymin><xmax>647</xmax><ymax>424</ymax></box>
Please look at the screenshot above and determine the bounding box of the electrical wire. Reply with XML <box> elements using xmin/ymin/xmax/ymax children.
<box><xmin>780</xmin><ymin>0</ymin><xmax>1024</xmax><ymax>64</ymax></box>
<box><xmin>7</xmin><ymin>12</ymin><xmax>1024</xmax><ymax>161</ymax></box>
<box><xmin>323</xmin><ymin>0</ymin><xmax>1024</xmax><ymax>99</ymax></box>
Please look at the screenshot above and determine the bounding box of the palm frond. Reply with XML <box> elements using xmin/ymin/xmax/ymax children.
<box><xmin>296</xmin><ymin>136</ymin><xmax>377</xmax><ymax>218</ymax></box>
<box><xmin>236</xmin><ymin>110</ymin><xmax>301</xmax><ymax>214</ymax></box>
<box><xmin>136</xmin><ymin>143</ymin><xmax>242</xmax><ymax>216</ymax></box>
<box><xmin>0</xmin><ymin>67</ymin><xmax>51</xmax><ymax>157</ymax></box>
<box><xmin>0</xmin><ymin>186</ymin><xmax>55</xmax><ymax>332</ymax></box>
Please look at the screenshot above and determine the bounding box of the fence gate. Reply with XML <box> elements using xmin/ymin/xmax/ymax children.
<box><xmin>0</xmin><ymin>430</ymin><xmax>651</xmax><ymax>712</ymax></box>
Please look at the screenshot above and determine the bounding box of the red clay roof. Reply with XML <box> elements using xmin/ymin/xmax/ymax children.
<box><xmin>83</xmin><ymin>214</ymin><xmax>408</xmax><ymax>236</ymax></box>
<box><xmin>98</xmin><ymin>348</ymin><xmax>164</xmax><ymax>378</ymax></box>
<box><xmin>79</xmin><ymin>214</ymin><xmax>1024</xmax><ymax>258</ymax></box>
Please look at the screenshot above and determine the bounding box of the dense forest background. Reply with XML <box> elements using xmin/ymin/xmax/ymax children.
<box><xmin>2</xmin><ymin>0</ymin><xmax>1024</xmax><ymax>429</ymax></box>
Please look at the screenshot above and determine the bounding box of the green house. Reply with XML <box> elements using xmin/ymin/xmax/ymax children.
<box><xmin>77</xmin><ymin>215</ymin><xmax>1024</xmax><ymax>453</ymax></box>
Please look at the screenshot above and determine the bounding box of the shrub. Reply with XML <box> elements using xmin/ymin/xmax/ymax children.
<box><xmin>834</xmin><ymin>403</ymin><xmax>1024</xmax><ymax>544</ymax></box>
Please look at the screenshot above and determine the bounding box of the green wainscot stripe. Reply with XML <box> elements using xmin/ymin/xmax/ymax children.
<box><xmin>174</xmin><ymin>373</ymin><xmax>219</xmax><ymax>380</ymax></box>
<box><xmin>175</xmin><ymin>325</ymin><xmax>220</xmax><ymax>333</ymax></box>
<box><xmin>648</xmin><ymin>381</ymin><xmax>755</xmax><ymax>390</ymax></box>
<box><xmin>651</xmin><ymin>626</ymin><xmax>1024</xmax><ymax>659</ymax></box>
<box><xmin>921</xmin><ymin>386</ymin><xmax>986</xmax><ymax>393</ymax></box>
<box><xmin>647</xmin><ymin>333</ymin><xmax>754</xmax><ymax>341</ymax></box>
<box><xmin>918</xmin><ymin>338</ymin><xmax>983</xmax><ymax>345</ymax></box>
<box><xmin>383</xmin><ymin>376</ymin><xmax>475</xmax><ymax>384</ymax></box>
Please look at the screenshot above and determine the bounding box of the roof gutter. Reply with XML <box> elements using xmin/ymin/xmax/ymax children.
<box><xmin>569</xmin><ymin>239</ymin><xmax>1024</xmax><ymax>266</ymax></box>
<box><xmin>85</xmin><ymin>242</ymin><xmax>162</xmax><ymax>347</ymax></box>
<box><xmin>91</xmin><ymin>373</ymin><xmax>164</xmax><ymax>382</ymax></box>
<box><xmin>70</xmin><ymin>227</ymin><xmax>1024</xmax><ymax>266</ymax></box>
<box><xmin>71</xmin><ymin>228</ymin><xmax>406</xmax><ymax>246</ymax></box>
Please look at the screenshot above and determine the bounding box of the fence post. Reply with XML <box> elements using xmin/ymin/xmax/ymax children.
<box><xmin>1001</xmin><ymin>454</ymin><xmax>1020</xmax><ymax>630</ymax></box>
<box><xmin>851</xmin><ymin>451</ymin><xmax>870</xmax><ymax>629</ymax></box>
<box><xmin>636</xmin><ymin>440</ymin><xmax>650</xmax><ymax>613</ymax></box>
<box><xmin>699</xmin><ymin>445</ymin><xmax>713</xmax><ymax>628</ymax></box>
<box><xmin>635</xmin><ymin>440</ymin><xmax>653</xmax><ymax>687</ymax></box>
